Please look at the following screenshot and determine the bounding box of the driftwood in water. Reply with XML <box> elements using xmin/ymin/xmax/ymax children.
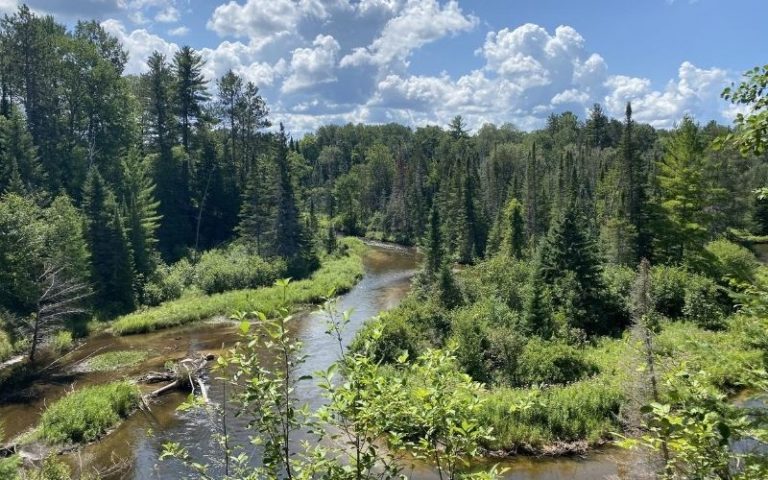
<box><xmin>139</xmin><ymin>353</ymin><xmax>215</xmax><ymax>402</ymax></box>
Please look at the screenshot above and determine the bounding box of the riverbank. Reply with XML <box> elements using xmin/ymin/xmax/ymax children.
<box><xmin>111</xmin><ymin>238</ymin><xmax>366</xmax><ymax>335</ymax></box>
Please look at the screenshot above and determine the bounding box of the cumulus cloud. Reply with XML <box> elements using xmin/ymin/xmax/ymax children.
<box><xmin>207</xmin><ymin>0</ymin><xmax>327</xmax><ymax>49</ymax></box>
<box><xmin>341</xmin><ymin>0</ymin><xmax>477</xmax><ymax>69</ymax></box>
<box><xmin>0</xmin><ymin>0</ymin><xmax>17</xmax><ymax>14</ymax></box>
<box><xmin>100</xmin><ymin>2</ymin><xmax>731</xmax><ymax>135</ymax></box>
<box><xmin>603</xmin><ymin>61</ymin><xmax>729</xmax><ymax>128</ymax></box>
<box><xmin>168</xmin><ymin>25</ymin><xmax>188</xmax><ymax>36</ymax></box>
<box><xmin>282</xmin><ymin>34</ymin><xmax>341</xmax><ymax>93</ymax></box>
<box><xmin>154</xmin><ymin>5</ymin><xmax>179</xmax><ymax>22</ymax></box>
<box><xmin>101</xmin><ymin>18</ymin><xmax>179</xmax><ymax>74</ymax></box>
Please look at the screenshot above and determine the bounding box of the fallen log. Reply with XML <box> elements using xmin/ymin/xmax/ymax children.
<box><xmin>138</xmin><ymin>353</ymin><xmax>215</xmax><ymax>402</ymax></box>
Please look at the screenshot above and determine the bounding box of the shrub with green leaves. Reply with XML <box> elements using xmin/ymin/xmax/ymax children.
<box><xmin>49</xmin><ymin>330</ymin><xmax>73</xmax><ymax>355</ymax></box>
<box><xmin>516</xmin><ymin>338</ymin><xmax>598</xmax><ymax>386</ymax></box>
<box><xmin>194</xmin><ymin>245</ymin><xmax>287</xmax><ymax>295</ymax></box>
<box><xmin>40</xmin><ymin>381</ymin><xmax>140</xmax><ymax>444</ymax></box>
<box><xmin>704</xmin><ymin>238</ymin><xmax>759</xmax><ymax>285</ymax></box>
<box><xmin>0</xmin><ymin>328</ymin><xmax>12</xmax><ymax>363</ymax></box>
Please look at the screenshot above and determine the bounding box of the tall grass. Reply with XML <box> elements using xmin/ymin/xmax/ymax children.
<box><xmin>112</xmin><ymin>238</ymin><xmax>366</xmax><ymax>335</ymax></box>
<box><xmin>39</xmin><ymin>381</ymin><xmax>140</xmax><ymax>444</ymax></box>
<box><xmin>0</xmin><ymin>329</ymin><xmax>12</xmax><ymax>362</ymax></box>
<box><xmin>480</xmin><ymin>376</ymin><xmax>623</xmax><ymax>452</ymax></box>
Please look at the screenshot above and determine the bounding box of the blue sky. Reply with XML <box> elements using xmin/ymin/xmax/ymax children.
<box><xmin>2</xmin><ymin>0</ymin><xmax>764</xmax><ymax>133</ymax></box>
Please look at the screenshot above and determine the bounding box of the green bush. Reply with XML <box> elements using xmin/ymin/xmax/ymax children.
<box><xmin>464</xmin><ymin>256</ymin><xmax>532</xmax><ymax>310</ymax></box>
<box><xmin>481</xmin><ymin>377</ymin><xmax>622</xmax><ymax>451</ymax></box>
<box><xmin>449</xmin><ymin>299</ymin><xmax>520</xmax><ymax>384</ymax></box>
<box><xmin>704</xmin><ymin>239</ymin><xmax>759</xmax><ymax>285</ymax></box>
<box><xmin>142</xmin><ymin>259</ymin><xmax>192</xmax><ymax>306</ymax></box>
<box><xmin>651</xmin><ymin>265</ymin><xmax>726</xmax><ymax>327</ymax></box>
<box><xmin>194</xmin><ymin>245</ymin><xmax>287</xmax><ymax>295</ymax></box>
<box><xmin>516</xmin><ymin>338</ymin><xmax>598</xmax><ymax>386</ymax></box>
<box><xmin>40</xmin><ymin>381</ymin><xmax>140</xmax><ymax>444</ymax></box>
<box><xmin>49</xmin><ymin>330</ymin><xmax>73</xmax><ymax>355</ymax></box>
<box><xmin>113</xmin><ymin>238</ymin><xmax>365</xmax><ymax>335</ymax></box>
<box><xmin>0</xmin><ymin>329</ymin><xmax>12</xmax><ymax>362</ymax></box>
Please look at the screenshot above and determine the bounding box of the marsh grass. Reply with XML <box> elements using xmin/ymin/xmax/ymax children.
<box><xmin>112</xmin><ymin>238</ymin><xmax>366</xmax><ymax>335</ymax></box>
<box><xmin>83</xmin><ymin>350</ymin><xmax>149</xmax><ymax>372</ymax></box>
<box><xmin>39</xmin><ymin>381</ymin><xmax>140</xmax><ymax>444</ymax></box>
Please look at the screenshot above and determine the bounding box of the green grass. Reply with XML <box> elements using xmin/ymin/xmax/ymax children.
<box><xmin>112</xmin><ymin>238</ymin><xmax>366</xmax><ymax>335</ymax></box>
<box><xmin>39</xmin><ymin>381</ymin><xmax>140</xmax><ymax>444</ymax></box>
<box><xmin>84</xmin><ymin>350</ymin><xmax>148</xmax><ymax>371</ymax></box>
<box><xmin>0</xmin><ymin>329</ymin><xmax>12</xmax><ymax>363</ymax></box>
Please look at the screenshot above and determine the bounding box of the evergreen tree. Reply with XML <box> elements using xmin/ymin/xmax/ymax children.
<box><xmin>121</xmin><ymin>152</ymin><xmax>161</xmax><ymax>280</ymax></box>
<box><xmin>273</xmin><ymin>124</ymin><xmax>317</xmax><ymax>275</ymax></box>
<box><xmin>82</xmin><ymin>167</ymin><xmax>135</xmax><ymax>314</ymax></box>
<box><xmin>500</xmin><ymin>198</ymin><xmax>525</xmax><ymax>259</ymax></box>
<box><xmin>173</xmin><ymin>46</ymin><xmax>209</xmax><ymax>152</ymax></box>
<box><xmin>0</xmin><ymin>107</ymin><xmax>43</xmax><ymax>193</ymax></box>
<box><xmin>423</xmin><ymin>203</ymin><xmax>444</xmax><ymax>279</ymax></box>
<box><xmin>537</xmin><ymin>199</ymin><xmax>615</xmax><ymax>335</ymax></box>
<box><xmin>655</xmin><ymin>116</ymin><xmax>725</xmax><ymax>264</ymax></box>
<box><xmin>586</xmin><ymin>103</ymin><xmax>609</xmax><ymax>149</ymax></box>
<box><xmin>238</xmin><ymin>155</ymin><xmax>276</xmax><ymax>256</ymax></box>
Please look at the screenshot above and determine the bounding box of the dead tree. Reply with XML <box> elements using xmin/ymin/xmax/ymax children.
<box><xmin>28</xmin><ymin>264</ymin><xmax>90</xmax><ymax>362</ymax></box>
<box><xmin>630</xmin><ymin>258</ymin><xmax>671</xmax><ymax>473</ymax></box>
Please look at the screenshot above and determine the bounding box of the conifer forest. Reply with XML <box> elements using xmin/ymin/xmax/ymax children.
<box><xmin>0</xmin><ymin>3</ymin><xmax>767</xmax><ymax>480</ymax></box>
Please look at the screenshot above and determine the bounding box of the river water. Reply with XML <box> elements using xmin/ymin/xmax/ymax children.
<box><xmin>1</xmin><ymin>244</ymin><xmax>652</xmax><ymax>479</ymax></box>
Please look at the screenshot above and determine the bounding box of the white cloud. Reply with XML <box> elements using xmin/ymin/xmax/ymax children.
<box><xmin>101</xmin><ymin>18</ymin><xmax>178</xmax><ymax>74</ymax></box>
<box><xmin>340</xmin><ymin>0</ymin><xmax>477</xmax><ymax>68</ymax></box>
<box><xmin>603</xmin><ymin>61</ymin><xmax>729</xmax><ymax>128</ymax></box>
<box><xmin>207</xmin><ymin>0</ymin><xmax>327</xmax><ymax>46</ymax></box>
<box><xmin>168</xmin><ymin>25</ymin><xmax>188</xmax><ymax>36</ymax></box>
<box><xmin>154</xmin><ymin>5</ymin><xmax>179</xmax><ymax>23</ymax></box>
<box><xmin>282</xmin><ymin>34</ymin><xmax>341</xmax><ymax>93</ymax></box>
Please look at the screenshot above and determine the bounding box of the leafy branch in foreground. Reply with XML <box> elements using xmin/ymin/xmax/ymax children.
<box><xmin>619</xmin><ymin>369</ymin><xmax>768</xmax><ymax>479</ymax></box>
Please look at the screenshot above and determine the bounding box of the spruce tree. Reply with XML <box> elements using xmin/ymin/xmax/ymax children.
<box><xmin>423</xmin><ymin>203</ymin><xmax>444</xmax><ymax>279</ymax></box>
<box><xmin>500</xmin><ymin>198</ymin><xmax>525</xmax><ymax>259</ymax></box>
<box><xmin>273</xmin><ymin>124</ymin><xmax>317</xmax><ymax>276</ymax></box>
<box><xmin>82</xmin><ymin>167</ymin><xmax>135</xmax><ymax>314</ymax></box>
<box><xmin>0</xmin><ymin>107</ymin><xmax>43</xmax><ymax>193</ymax></box>
<box><xmin>121</xmin><ymin>152</ymin><xmax>161</xmax><ymax>281</ymax></box>
<box><xmin>537</xmin><ymin>199</ymin><xmax>614</xmax><ymax>335</ymax></box>
<box><xmin>173</xmin><ymin>46</ymin><xmax>209</xmax><ymax>152</ymax></box>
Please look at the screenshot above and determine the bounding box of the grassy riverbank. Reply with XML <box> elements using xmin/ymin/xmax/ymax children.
<box><xmin>111</xmin><ymin>238</ymin><xmax>367</xmax><ymax>335</ymax></box>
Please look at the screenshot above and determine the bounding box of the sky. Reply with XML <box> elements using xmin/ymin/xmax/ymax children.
<box><xmin>1</xmin><ymin>0</ymin><xmax>764</xmax><ymax>134</ymax></box>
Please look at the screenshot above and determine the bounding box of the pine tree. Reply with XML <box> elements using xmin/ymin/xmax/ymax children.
<box><xmin>655</xmin><ymin>116</ymin><xmax>724</xmax><ymax>264</ymax></box>
<box><xmin>173</xmin><ymin>46</ymin><xmax>209</xmax><ymax>152</ymax></box>
<box><xmin>82</xmin><ymin>167</ymin><xmax>135</xmax><ymax>314</ymax></box>
<box><xmin>537</xmin><ymin>199</ymin><xmax>614</xmax><ymax>335</ymax></box>
<box><xmin>0</xmin><ymin>106</ymin><xmax>43</xmax><ymax>193</ymax></box>
<box><xmin>500</xmin><ymin>198</ymin><xmax>525</xmax><ymax>259</ymax></box>
<box><xmin>121</xmin><ymin>152</ymin><xmax>161</xmax><ymax>280</ymax></box>
<box><xmin>273</xmin><ymin>124</ymin><xmax>317</xmax><ymax>275</ymax></box>
<box><xmin>620</xmin><ymin>102</ymin><xmax>650</xmax><ymax>261</ymax></box>
<box><xmin>238</xmin><ymin>157</ymin><xmax>276</xmax><ymax>256</ymax></box>
<box><xmin>423</xmin><ymin>203</ymin><xmax>444</xmax><ymax>279</ymax></box>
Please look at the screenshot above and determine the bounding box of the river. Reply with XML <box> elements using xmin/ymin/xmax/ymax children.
<box><xmin>1</xmin><ymin>243</ymin><xmax>652</xmax><ymax>479</ymax></box>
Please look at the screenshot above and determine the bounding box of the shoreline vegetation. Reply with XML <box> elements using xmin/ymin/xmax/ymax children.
<box><xmin>111</xmin><ymin>237</ymin><xmax>366</xmax><ymax>335</ymax></box>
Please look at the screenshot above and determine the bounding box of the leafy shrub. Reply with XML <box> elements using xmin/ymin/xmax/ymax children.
<box><xmin>113</xmin><ymin>239</ymin><xmax>365</xmax><ymax>335</ymax></box>
<box><xmin>515</xmin><ymin>338</ymin><xmax>597</xmax><ymax>386</ymax></box>
<box><xmin>704</xmin><ymin>239</ymin><xmax>759</xmax><ymax>285</ymax></box>
<box><xmin>49</xmin><ymin>330</ymin><xmax>73</xmax><ymax>355</ymax></box>
<box><xmin>0</xmin><ymin>329</ymin><xmax>12</xmax><ymax>363</ymax></box>
<box><xmin>142</xmin><ymin>246</ymin><xmax>287</xmax><ymax>305</ymax></box>
<box><xmin>194</xmin><ymin>245</ymin><xmax>287</xmax><ymax>295</ymax></box>
<box><xmin>449</xmin><ymin>299</ymin><xmax>520</xmax><ymax>384</ymax></box>
<box><xmin>40</xmin><ymin>381</ymin><xmax>140</xmax><ymax>444</ymax></box>
<box><xmin>142</xmin><ymin>259</ymin><xmax>192</xmax><ymax>306</ymax></box>
<box><xmin>481</xmin><ymin>377</ymin><xmax>622</xmax><ymax>451</ymax></box>
<box><xmin>651</xmin><ymin>266</ymin><xmax>726</xmax><ymax>327</ymax></box>
<box><xmin>602</xmin><ymin>264</ymin><xmax>635</xmax><ymax>312</ymax></box>
<box><xmin>465</xmin><ymin>256</ymin><xmax>532</xmax><ymax>310</ymax></box>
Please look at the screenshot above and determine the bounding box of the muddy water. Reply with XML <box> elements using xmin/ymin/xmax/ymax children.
<box><xmin>0</xmin><ymin>244</ymin><xmax>650</xmax><ymax>479</ymax></box>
